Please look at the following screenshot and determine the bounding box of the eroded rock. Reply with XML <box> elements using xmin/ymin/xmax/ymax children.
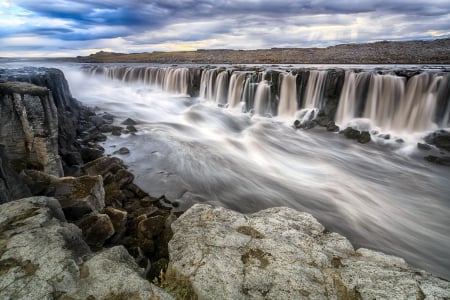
<box><xmin>169</xmin><ymin>204</ymin><xmax>450</xmax><ymax>300</ymax></box>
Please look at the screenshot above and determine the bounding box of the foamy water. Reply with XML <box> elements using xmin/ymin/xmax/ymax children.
<box><xmin>62</xmin><ymin>66</ymin><xmax>450</xmax><ymax>280</ymax></box>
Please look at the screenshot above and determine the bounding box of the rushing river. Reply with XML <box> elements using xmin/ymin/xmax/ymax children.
<box><xmin>59</xmin><ymin>65</ymin><xmax>450</xmax><ymax>280</ymax></box>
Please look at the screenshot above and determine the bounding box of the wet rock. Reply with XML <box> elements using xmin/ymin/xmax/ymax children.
<box><xmin>343</xmin><ymin>127</ymin><xmax>361</xmax><ymax>139</ymax></box>
<box><xmin>122</xmin><ymin>118</ymin><xmax>138</xmax><ymax>125</ymax></box>
<box><xmin>80</xmin><ymin>147</ymin><xmax>104</xmax><ymax>163</ymax></box>
<box><xmin>77</xmin><ymin>213</ymin><xmax>115</xmax><ymax>248</ymax></box>
<box><xmin>101</xmin><ymin>112</ymin><xmax>115</xmax><ymax>121</ymax></box>
<box><xmin>47</xmin><ymin>175</ymin><xmax>105</xmax><ymax>220</ymax></box>
<box><xmin>396</xmin><ymin>138</ymin><xmax>405</xmax><ymax>143</ymax></box>
<box><xmin>424</xmin><ymin>130</ymin><xmax>450</xmax><ymax>152</ymax></box>
<box><xmin>358</xmin><ymin>131</ymin><xmax>371</xmax><ymax>144</ymax></box>
<box><xmin>424</xmin><ymin>155</ymin><xmax>450</xmax><ymax>166</ymax></box>
<box><xmin>111</xmin><ymin>126</ymin><xmax>123</xmax><ymax>136</ymax></box>
<box><xmin>304</xmin><ymin>120</ymin><xmax>316</xmax><ymax>129</ymax></box>
<box><xmin>114</xmin><ymin>147</ymin><xmax>130</xmax><ymax>155</ymax></box>
<box><xmin>104</xmin><ymin>182</ymin><xmax>126</xmax><ymax>207</ymax></box>
<box><xmin>88</xmin><ymin>115</ymin><xmax>106</xmax><ymax>128</ymax></box>
<box><xmin>0</xmin><ymin>196</ymin><xmax>172</xmax><ymax>300</ymax></box>
<box><xmin>84</xmin><ymin>156</ymin><xmax>126</xmax><ymax>178</ymax></box>
<box><xmin>99</xmin><ymin>124</ymin><xmax>114</xmax><ymax>133</ymax></box>
<box><xmin>169</xmin><ymin>204</ymin><xmax>450</xmax><ymax>300</ymax></box>
<box><xmin>127</xmin><ymin>125</ymin><xmax>138</xmax><ymax>133</ymax></box>
<box><xmin>418</xmin><ymin>143</ymin><xmax>432</xmax><ymax>151</ymax></box>
<box><xmin>326</xmin><ymin>121</ymin><xmax>340</xmax><ymax>132</ymax></box>
<box><xmin>293</xmin><ymin>120</ymin><xmax>301</xmax><ymax>129</ymax></box>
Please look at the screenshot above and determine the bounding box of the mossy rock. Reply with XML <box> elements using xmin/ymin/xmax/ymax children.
<box><xmin>0</xmin><ymin>81</ymin><xmax>49</xmax><ymax>96</ymax></box>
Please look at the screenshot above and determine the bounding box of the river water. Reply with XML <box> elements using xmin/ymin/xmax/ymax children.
<box><xmin>59</xmin><ymin>65</ymin><xmax>450</xmax><ymax>280</ymax></box>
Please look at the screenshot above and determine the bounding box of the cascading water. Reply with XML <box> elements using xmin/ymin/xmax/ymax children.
<box><xmin>214</xmin><ymin>71</ymin><xmax>229</xmax><ymax>105</ymax></box>
<box><xmin>278</xmin><ymin>73</ymin><xmax>298</xmax><ymax>117</ymax></box>
<box><xmin>227</xmin><ymin>72</ymin><xmax>247</xmax><ymax>108</ymax></box>
<box><xmin>254</xmin><ymin>80</ymin><xmax>272</xmax><ymax>115</ymax></box>
<box><xmin>303</xmin><ymin>70</ymin><xmax>328</xmax><ymax>109</ymax></box>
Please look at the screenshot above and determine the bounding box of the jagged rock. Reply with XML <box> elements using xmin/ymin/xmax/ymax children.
<box><xmin>343</xmin><ymin>127</ymin><xmax>361</xmax><ymax>139</ymax></box>
<box><xmin>169</xmin><ymin>204</ymin><xmax>450</xmax><ymax>300</ymax></box>
<box><xmin>76</xmin><ymin>213</ymin><xmax>115</xmax><ymax>248</ymax></box>
<box><xmin>358</xmin><ymin>131</ymin><xmax>371</xmax><ymax>144</ymax></box>
<box><xmin>0</xmin><ymin>196</ymin><xmax>173</xmax><ymax>300</ymax></box>
<box><xmin>122</xmin><ymin>118</ymin><xmax>138</xmax><ymax>125</ymax></box>
<box><xmin>424</xmin><ymin>129</ymin><xmax>450</xmax><ymax>152</ymax></box>
<box><xmin>103</xmin><ymin>207</ymin><xmax>127</xmax><ymax>236</ymax></box>
<box><xmin>111</xmin><ymin>126</ymin><xmax>123</xmax><ymax>136</ymax></box>
<box><xmin>0</xmin><ymin>145</ymin><xmax>31</xmax><ymax>203</ymax></box>
<box><xmin>0</xmin><ymin>81</ymin><xmax>63</xmax><ymax>176</ymax></box>
<box><xmin>88</xmin><ymin>115</ymin><xmax>106</xmax><ymax>128</ymax></box>
<box><xmin>84</xmin><ymin>156</ymin><xmax>125</xmax><ymax>177</ymax></box>
<box><xmin>47</xmin><ymin>175</ymin><xmax>105</xmax><ymax>220</ymax></box>
<box><xmin>99</xmin><ymin>124</ymin><xmax>114</xmax><ymax>133</ymax></box>
<box><xmin>138</xmin><ymin>215</ymin><xmax>166</xmax><ymax>240</ymax></box>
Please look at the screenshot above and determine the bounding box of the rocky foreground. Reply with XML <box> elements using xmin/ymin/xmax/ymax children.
<box><xmin>1</xmin><ymin>68</ymin><xmax>450</xmax><ymax>299</ymax></box>
<box><xmin>75</xmin><ymin>38</ymin><xmax>450</xmax><ymax>64</ymax></box>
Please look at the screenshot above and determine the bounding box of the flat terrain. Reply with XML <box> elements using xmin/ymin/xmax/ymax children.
<box><xmin>76</xmin><ymin>38</ymin><xmax>450</xmax><ymax>64</ymax></box>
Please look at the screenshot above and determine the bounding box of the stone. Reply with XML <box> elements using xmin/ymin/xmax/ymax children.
<box><xmin>343</xmin><ymin>127</ymin><xmax>361</xmax><ymax>139</ymax></box>
<box><xmin>121</xmin><ymin>118</ymin><xmax>138</xmax><ymax>126</ymax></box>
<box><xmin>127</xmin><ymin>125</ymin><xmax>138</xmax><ymax>133</ymax></box>
<box><xmin>424</xmin><ymin>130</ymin><xmax>450</xmax><ymax>152</ymax></box>
<box><xmin>0</xmin><ymin>196</ymin><xmax>173</xmax><ymax>300</ymax></box>
<box><xmin>114</xmin><ymin>147</ymin><xmax>130</xmax><ymax>155</ymax></box>
<box><xmin>47</xmin><ymin>175</ymin><xmax>105</xmax><ymax>220</ymax></box>
<box><xmin>103</xmin><ymin>207</ymin><xmax>127</xmax><ymax>236</ymax></box>
<box><xmin>99</xmin><ymin>124</ymin><xmax>114</xmax><ymax>133</ymax></box>
<box><xmin>137</xmin><ymin>215</ymin><xmax>166</xmax><ymax>240</ymax></box>
<box><xmin>358</xmin><ymin>131</ymin><xmax>371</xmax><ymax>144</ymax></box>
<box><xmin>417</xmin><ymin>143</ymin><xmax>432</xmax><ymax>151</ymax></box>
<box><xmin>0</xmin><ymin>145</ymin><xmax>31</xmax><ymax>203</ymax></box>
<box><xmin>88</xmin><ymin>115</ymin><xmax>106</xmax><ymax>128</ymax></box>
<box><xmin>80</xmin><ymin>147</ymin><xmax>104</xmax><ymax>163</ymax></box>
<box><xmin>111</xmin><ymin>126</ymin><xmax>123</xmax><ymax>136</ymax></box>
<box><xmin>424</xmin><ymin>155</ymin><xmax>450</xmax><ymax>166</ymax></box>
<box><xmin>169</xmin><ymin>204</ymin><xmax>450</xmax><ymax>300</ymax></box>
<box><xmin>76</xmin><ymin>213</ymin><xmax>115</xmax><ymax>248</ymax></box>
<box><xmin>326</xmin><ymin>121</ymin><xmax>340</xmax><ymax>132</ymax></box>
<box><xmin>293</xmin><ymin>120</ymin><xmax>301</xmax><ymax>129</ymax></box>
<box><xmin>83</xmin><ymin>156</ymin><xmax>125</xmax><ymax>177</ymax></box>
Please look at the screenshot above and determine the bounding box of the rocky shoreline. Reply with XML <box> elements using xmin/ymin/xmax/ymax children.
<box><xmin>1</xmin><ymin>67</ymin><xmax>449</xmax><ymax>299</ymax></box>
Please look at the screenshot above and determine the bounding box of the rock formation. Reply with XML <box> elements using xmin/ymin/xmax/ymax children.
<box><xmin>169</xmin><ymin>204</ymin><xmax>450</xmax><ymax>299</ymax></box>
<box><xmin>0</xmin><ymin>196</ymin><xmax>173</xmax><ymax>299</ymax></box>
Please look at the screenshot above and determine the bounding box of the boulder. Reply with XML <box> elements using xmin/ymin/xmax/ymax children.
<box><xmin>111</xmin><ymin>126</ymin><xmax>123</xmax><ymax>136</ymax></box>
<box><xmin>114</xmin><ymin>147</ymin><xmax>130</xmax><ymax>155</ymax></box>
<box><xmin>326</xmin><ymin>121</ymin><xmax>340</xmax><ymax>132</ymax></box>
<box><xmin>127</xmin><ymin>125</ymin><xmax>138</xmax><ymax>133</ymax></box>
<box><xmin>80</xmin><ymin>147</ymin><xmax>104</xmax><ymax>163</ymax></box>
<box><xmin>137</xmin><ymin>215</ymin><xmax>166</xmax><ymax>240</ymax></box>
<box><xmin>343</xmin><ymin>127</ymin><xmax>361</xmax><ymax>139</ymax></box>
<box><xmin>47</xmin><ymin>175</ymin><xmax>105</xmax><ymax>220</ymax></box>
<box><xmin>417</xmin><ymin>143</ymin><xmax>432</xmax><ymax>151</ymax></box>
<box><xmin>424</xmin><ymin>130</ymin><xmax>450</xmax><ymax>152</ymax></box>
<box><xmin>169</xmin><ymin>204</ymin><xmax>450</xmax><ymax>300</ymax></box>
<box><xmin>76</xmin><ymin>213</ymin><xmax>115</xmax><ymax>248</ymax></box>
<box><xmin>424</xmin><ymin>155</ymin><xmax>450</xmax><ymax>166</ymax></box>
<box><xmin>0</xmin><ymin>196</ymin><xmax>173</xmax><ymax>300</ymax></box>
<box><xmin>358</xmin><ymin>131</ymin><xmax>371</xmax><ymax>144</ymax></box>
<box><xmin>103</xmin><ymin>207</ymin><xmax>127</xmax><ymax>236</ymax></box>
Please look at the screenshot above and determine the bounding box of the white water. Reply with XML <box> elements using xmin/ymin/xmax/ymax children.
<box><xmin>62</xmin><ymin>66</ymin><xmax>450</xmax><ymax>280</ymax></box>
<box><xmin>303</xmin><ymin>70</ymin><xmax>327</xmax><ymax>108</ymax></box>
<box><xmin>278</xmin><ymin>73</ymin><xmax>298</xmax><ymax>117</ymax></box>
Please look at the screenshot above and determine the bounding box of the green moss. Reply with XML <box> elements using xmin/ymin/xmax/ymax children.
<box><xmin>0</xmin><ymin>82</ymin><xmax>49</xmax><ymax>96</ymax></box>
<box><xmin>57</xmin><ymin>176</ymin><xmax>99</xmax><ymax>200</ymax></box>
<box><xmin>154</xmin><ymin>263</ymin><xmax>197</xmax><ymax>300</ymax></box>
<box><xmin>240</xmin><ymin>247</ymin><xmax>270</xmax><ymax>269</ymax></box>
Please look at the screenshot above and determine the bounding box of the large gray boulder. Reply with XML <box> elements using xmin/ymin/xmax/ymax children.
<box><xmin>0</xmin><ymin>197</ymin><xmax>173</xmax><ymax>300</ymax></box>
<box><xmin>169</xmin><ymin>204</ymin><xmax>450</xmax><ymax>300</ymax></box>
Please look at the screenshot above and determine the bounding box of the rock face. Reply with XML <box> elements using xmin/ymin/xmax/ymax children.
<box><xmin>0</xmin><ymin>81</ymin><xmax>63</xmax><ymax>176</ymax></box>
<box><xmin>169</xmin><ymin>204</ymin><xmax>450</xmax><ymax>300</ymax></box>
<box><xmin>0</xmin><ymin>196</ymin><xmax>172</xmax><ymax>300</ymax></box>
<box><xmin>0</xmin><ymin>145</ymin><xmax>31</xmax><ymax>203</ymax></box>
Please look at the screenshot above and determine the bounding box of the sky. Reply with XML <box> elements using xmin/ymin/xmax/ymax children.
<box><xmin>0</xmin><ymin>0</ymin><xmax>449</xmax><ymax>57</ymax></box>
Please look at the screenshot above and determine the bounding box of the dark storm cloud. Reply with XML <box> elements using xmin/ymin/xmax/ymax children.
<box><xmin>2</xmin><ymin>0</ymin><xmax>449</xmax><ymax>55</ymax></box>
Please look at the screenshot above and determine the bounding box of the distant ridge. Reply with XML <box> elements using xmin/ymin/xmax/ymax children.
<box><xmin>76</xmin><ymin>38</ymin><xmax>450</xmax><ymax>64</ymax></box>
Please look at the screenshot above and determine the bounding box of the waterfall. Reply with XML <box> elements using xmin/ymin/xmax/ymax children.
<box><xmin>227</xmin><ymin>72</ymin><xmax>247</xmax><ymax>108</ymax></box>
<box><xmin>303</xmin><ymin>70</ymin><xmax>328</xmax><ymax>109</ymax></box>
<box><xmin>254</xmin><ymin>80</ymin><xmax>271</xmax><ymax>115</ymax></box>
<box><xmin>84</xmin><ymin>65</ymin><xmax>450</xmax><ymax>132</ymax></box>
<box><xmin>214</xmin><ymin>71</ymin><xmax>229</xmax><ymax>105</ymax></box>
<box><xmin>278</xmin><ymin>73</ymin><xmax>298</xmax><ymax>117</ymax></box>
<box><xmin>335</xmin><ymin>71</ymin><xmax>371</xmax><ymax>126</ymax></box>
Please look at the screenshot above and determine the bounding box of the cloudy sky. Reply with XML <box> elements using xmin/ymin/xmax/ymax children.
<box><xmin>1</xmin><ymin>0</ymin><xmax>449</xmax><ymax>57</ymax></box>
